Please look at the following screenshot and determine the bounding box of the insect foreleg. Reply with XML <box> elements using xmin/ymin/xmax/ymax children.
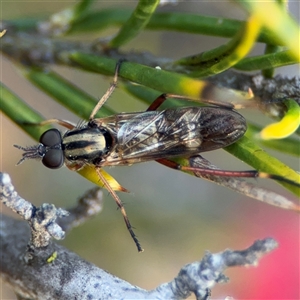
<box><xmin>89</xmin><ymin>61</ymin><xmax>123</xmax><ymax>120</ymax></box>
<box><xmin>156</xmin><ymin>158</ymin><xmax>300</xmax><ymax>188</ymax></box>
<box><xmin>95</xmin><ymin>167</ymin><xmax>144</xmax><ymax>252</ymax></box>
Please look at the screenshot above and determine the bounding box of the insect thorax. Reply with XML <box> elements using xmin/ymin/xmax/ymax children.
<box><xmin>62</xmin><ymin>126</ymin><xmax>113</xmax><ymax>164</ymax></box>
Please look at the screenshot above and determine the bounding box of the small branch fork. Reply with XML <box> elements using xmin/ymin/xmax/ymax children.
<box><xmin>154</xmin><ymin>238</ymin><xmax>278</xmax><ymax>300</ymax></box>
<box><xmin>0</xmin><ymin>173</ymin><xmax>68</xmax><ymax>251</ymax></box>
<box><xmin>0</xmin><ymin>172</ymin><xmax>104</xmax><ymax>254</ymax></box>
<box><xmin>1</xmin><ymin>172</ymin><xmax>278</xmax><ymax>299</ymax></box>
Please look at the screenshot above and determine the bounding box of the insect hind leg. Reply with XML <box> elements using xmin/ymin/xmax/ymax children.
<box><xmin>95</xmin><ymin>167</ymin><xmax>144</xmax><ymax>252</ymax></box>
<box><xmin>156</xmin><ymin>157</ymin><xmax>300</xmax><ymax>188</ymax></box>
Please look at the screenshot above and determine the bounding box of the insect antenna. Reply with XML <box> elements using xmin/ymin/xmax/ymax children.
<box><xmin>13</xmin><ymin>144</ymin><xmax>42</xmax><ymax>165</ymax></box>
<box><xmin>156</xmin><ymin>159</ymin><xmax>300</xmax><ymax>188</ymax></box>
<box><xmin>95</xmin><ymin>167</ymin><xmax>144</xmax><ymax>252</ymax></box>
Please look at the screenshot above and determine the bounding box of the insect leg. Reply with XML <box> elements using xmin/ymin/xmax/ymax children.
<box><xmin>147</xmin><ymin>93</ymin><xmax>234</xmax><ymax>111</ymax></box>
<box><xmin>156</xmin><ymin>158</ymin><xmax>300</xmax><ymax>188</ymax></box>
<box><xmin>89</xmin><ymin>61</ymin><xmax>123</xmax><ymax>120</ymax></box>
<box><xmin>23</xmin><ymin>119</ymin><xmax>76</xmax><ymax>130</ymax></box>
<box><xmin>95</xmin><ymin>167</ymin><xmax>144</xmax><ymax>252</ymax></box>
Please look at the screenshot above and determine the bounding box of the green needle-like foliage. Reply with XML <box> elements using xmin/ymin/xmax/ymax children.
<box><xmin>1</xmin><ymin>0</ymin><xmax>299</xmax><ymax>197</ymax></box>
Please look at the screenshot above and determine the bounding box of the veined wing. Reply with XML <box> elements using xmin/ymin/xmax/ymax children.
<box><xmin>102</xmin><ymin>106</ymin><xmax>246</xmax><ymax>165</ymax></box>
<box><xmin>90</xmin><ymin>112</ymin><xmax>145</xmax><ymax>135</ymax></box>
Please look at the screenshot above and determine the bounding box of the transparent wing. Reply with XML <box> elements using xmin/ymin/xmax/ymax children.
<box><xmin>102</xmin><ymin>107</ymin><xmax>246</xmax><ymax>165</ymax></box>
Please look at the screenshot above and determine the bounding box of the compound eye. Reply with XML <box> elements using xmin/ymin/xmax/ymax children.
<box><xmin>40</xmin><ymin>129</ymin><xmax>62</xmax><ymax>147</ymax></box>
<box><xmin>42</xmin><ymin>149</ymin><xmax>64</xmax><ymax>169</ymax></box>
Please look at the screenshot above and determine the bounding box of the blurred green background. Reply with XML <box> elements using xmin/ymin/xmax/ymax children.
<box><xmin>1</xmin><ymin>1</ymin><xmax>299</xmax><ymax>299</ymax></box>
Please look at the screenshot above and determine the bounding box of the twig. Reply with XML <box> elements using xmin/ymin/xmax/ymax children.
<box><xmin>1</xmin><ymin>21</ymin><xmax>298</xmax><ymax>118</ymax></box>
<box><xmin>189</xmin><ymin>155</ymin><xmax>300</xmax><ymax>211</ymax></box>
<box><xmin>0</xmin><ymin>173</ymin><xmax>68</xmax><ymax>250</ymax></box>
<box><xmin>1</xmin><ymin>172</ymin><xmax>278</xmax><ymax>299</ymax></box>
<box><xmin>58</xmin><ymin>187</ymin><xmax>104</xmax><ymax>233</ymax></box>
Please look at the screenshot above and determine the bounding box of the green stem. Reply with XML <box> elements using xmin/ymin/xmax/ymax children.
<box><xmin>234</xmin><ymin>50</ymin><xmax>297</xmax><ymax>71</ymax></box>
<box><xmin>23</xmin><ymin>69</ymin><xmax>114</xmax><ymax>119</ymax></box>
<box><xmin>0</xmin><ymin>83</ymin><xmax>49</xmax><ymax>140</ymax></box>
<box><xmin>108</xmin><ymin>0</ymin><xmax>160</xmax><ymax>48</ymax></box>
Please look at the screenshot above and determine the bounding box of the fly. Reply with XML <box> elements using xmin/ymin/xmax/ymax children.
<box><xmin>14</xmin><ymin>61</ymin><xmax>300</xmax><ymax>252</ymax></box>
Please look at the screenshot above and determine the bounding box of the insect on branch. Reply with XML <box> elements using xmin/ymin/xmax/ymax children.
<box><xmin>14</xmin><ymin>61</ymin><xmax>300</xmax><ymax>252</ymax></box>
